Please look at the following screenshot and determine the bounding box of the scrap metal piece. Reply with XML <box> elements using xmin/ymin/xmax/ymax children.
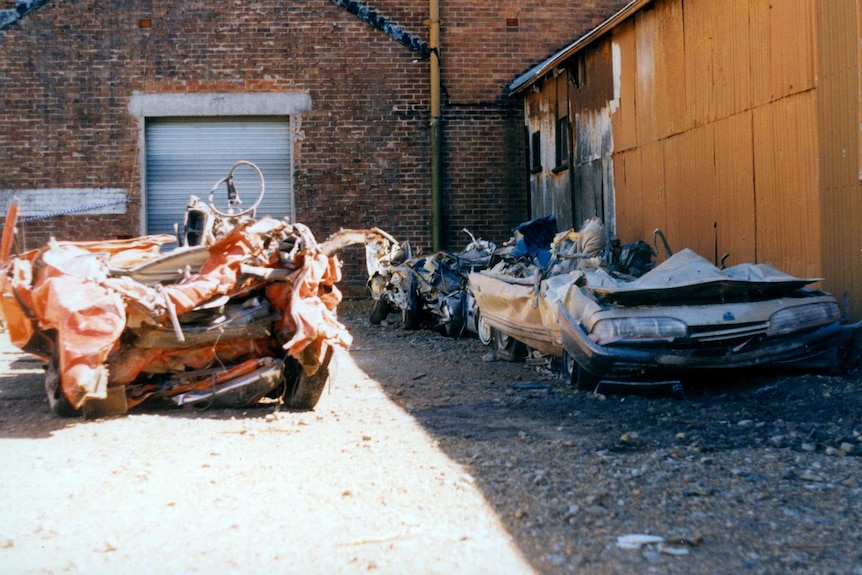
<box><xmin>0</xmin><ymin>161</ymin><xmax>374</xmax><ymax>417</ymax></box>
<box><xmin>173</xmin><ymin>358</ymin><xmax>284</xmax><ymax>408</ymax></box>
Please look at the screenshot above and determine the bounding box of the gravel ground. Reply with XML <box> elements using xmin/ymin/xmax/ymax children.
<box><xmin>342</xmin><ymin>300</ymin><xmax>862</xmax><ymax>575</ymax></box>
<box><xmin>1</xmin><ymin>298</ymin><xmax>861</xmax><ymax>574</ymax></box>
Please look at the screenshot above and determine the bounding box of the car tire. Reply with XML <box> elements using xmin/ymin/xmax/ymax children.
<box><xmin>369</xmin><ymin>298</ymin><xmax>390</xmax><ymax>325</ymax></box>
<box><xmin>284</xmin><ymin>347</ymin><xmax>333</xmax><ymax>410</ymax></box>
<box><xmin>441</xmin><ymin>318</ymin><xmax>464</xmax><ymax>338</ymax></box>
<box><xmin>574</xmin><ymin>365</ymin><xmax>600</xmax><ymax>392</ymax></box>
<box><xmin>560</xmin><ymin>350</ymin><xmax>576</xmax><ymax>382</ymax></box>
<box><xmin>493</xmin><ymin>328</ymin><xmax>526</xmax><ymax>362</ymax></box>
<box><xmin>402</xmin><ymin>279</ymin><xmax>421</xmax><ymax>330</ymax></box>
<box><xmin>476</xmin><ymin>312</ymin><xmax>493</xmax><ymax>346</ymax></box>
<box><xmin>45</xmin><ymin>353</ymin><xmax>81</xmax><ymax>418</ymax></box>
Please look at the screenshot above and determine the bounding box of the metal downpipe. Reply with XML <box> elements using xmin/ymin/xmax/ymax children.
<box><xmin>430</xmin><ymin>0</ymin><xmax>442</xmax><ymax>251</ymax></box>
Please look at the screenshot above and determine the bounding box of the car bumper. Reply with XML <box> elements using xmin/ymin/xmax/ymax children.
<box><xmin>558</xmin><ymin>304</ymin><xmax>845</xmax><ymax>382</ymax></box>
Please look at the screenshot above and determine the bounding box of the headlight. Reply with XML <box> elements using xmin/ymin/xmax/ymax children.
<box><xmin>768</xmin><ymin>302</ymin><xmax>839</xmax><ymax>335</ymax></box>
<box><xmin>591</xmin><ymin>317</ymin><xmax>688</xmax><ymax>344</ymax></box>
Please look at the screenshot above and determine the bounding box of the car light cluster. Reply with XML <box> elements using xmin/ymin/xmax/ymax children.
<box><xmin>768</xmin><ymin>302</ymin><xmax>840</xmax><ymax>335</ymax></box>
<box><xmin>591</xmin><ymin>316</ymin><xmax>688</xmax><ymax>344</ymax></box>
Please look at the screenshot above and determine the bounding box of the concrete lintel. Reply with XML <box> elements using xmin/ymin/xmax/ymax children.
<box><xmin>128</xmin><ymin>92</ymin><xmax>313</xmax><ymax>118</ymax></box>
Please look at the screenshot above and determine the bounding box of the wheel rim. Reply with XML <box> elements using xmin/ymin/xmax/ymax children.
<box><xmin>477</xmin><ymin>313</ymin><xmax>492</xmax><ymax>345</ymax></box>
<box><xmin>494</xmin><ymin>329</ymin><xmax>512</xmax><ymax>350</ymax></box>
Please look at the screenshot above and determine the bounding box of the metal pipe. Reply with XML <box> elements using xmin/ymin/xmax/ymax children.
<box><xmin>430</xmin><ymin>0</ymin><xmax>443</xmax><ymax>251</ymax></box>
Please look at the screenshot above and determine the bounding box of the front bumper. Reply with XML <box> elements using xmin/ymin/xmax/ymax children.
<box><xmin>558</xmin><ymin>304</ymin><xmax>845</xmax><ymax>382</ymax></box>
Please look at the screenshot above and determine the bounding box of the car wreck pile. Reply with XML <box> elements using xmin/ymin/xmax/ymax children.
<box><xmin>0</xmin><ymin>162</ymin><xmax>377</xmax><ymax>418</ymax></box>
<box><xmin>0</xmin><ymin>158</ymin><xmax>852</xmax><ymax>418</ymax></box>
<box><xmin>365</xmin><ymin>228</ymin><xmax>496</xmax><ymax>339</ymax></box>
<box><xmin>369</xmin><ymin>214</ymin><xmax>848</xmax><ymax>392</ymax></box>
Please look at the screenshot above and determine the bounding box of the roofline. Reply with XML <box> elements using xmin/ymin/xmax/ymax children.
<box><xmin>508</xmin><ymin>0</ymin><xmax>654</xmax><ymax>96</ymax></box>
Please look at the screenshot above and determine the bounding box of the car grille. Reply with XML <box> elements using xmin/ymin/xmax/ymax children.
<box><xmin>687</xmin><ymin>322</ymin><xmax>769</xmax><ymax>342</ymax></box>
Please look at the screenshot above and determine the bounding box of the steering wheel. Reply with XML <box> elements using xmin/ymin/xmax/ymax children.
<box><xmin>207</xmin><ymin>160</ymin><xmax>265</xmax><ymax>218</ymax></box>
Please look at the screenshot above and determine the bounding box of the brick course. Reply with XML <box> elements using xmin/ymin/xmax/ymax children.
<box><xmin>0</xmin><ymin>0</ymin><xmax>626</xmax><ymax>288</ymax></box>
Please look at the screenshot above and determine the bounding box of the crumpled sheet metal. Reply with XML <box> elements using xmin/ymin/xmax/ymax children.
<box><xmin>0</xmin><ymin>216</ymin><xmax>351</xmax><ymax>410</ymax></box>
<box><xmin>586</xmin><ymin>248</ymin><xmax>820</xmax><ymax>304</ymax></box>
<box><xmin>469</xmin><ymin>270</ymin><xmax>558</xmax><ymax>355</ymax></box>
<box><xmin>32</xmin><ymin>248</ymin><xmax>127</xmax><ymax>407</ymax></box>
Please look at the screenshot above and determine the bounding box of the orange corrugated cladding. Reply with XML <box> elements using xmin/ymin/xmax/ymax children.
<box><xmin>610</xmin><ymin>0</ymin><xmax>862</xmax><ymax>319</ymax></box>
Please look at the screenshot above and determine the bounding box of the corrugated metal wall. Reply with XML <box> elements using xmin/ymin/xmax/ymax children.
<box><xmin>609</xmin><ymin>0</ymin><xmax>861</xmax><ymax>316</ymax></box>
<box><xmin>614</xmin><ymin>0</ymin><xmax>820</xmax><ymax>268</ymax></box>
<box><xmin>815</xmin><ymin>0</ymin><xmax>862</xmax><ymax>316</ymax></box>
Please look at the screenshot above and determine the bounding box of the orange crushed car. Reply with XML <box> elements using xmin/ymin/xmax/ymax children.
<box><xmin>0</xmin><ymin>162</ymin><xmax>377</xmax><ymax>418</ymax></box>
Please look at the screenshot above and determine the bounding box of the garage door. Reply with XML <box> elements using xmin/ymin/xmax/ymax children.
<box><xmin>145</xmin><ymin>117</ymin><xmax>294</xmax><ymax>236</ymax></box>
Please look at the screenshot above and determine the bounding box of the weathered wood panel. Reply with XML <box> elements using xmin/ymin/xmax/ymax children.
<box><xmin>570</xmin><ymin>41</ymin><xmax>617</xmax><ymax>229</ymax></box>
<box><xmin>614</xmin><ymin>143</ymin><xmax>677</xmax><ymax>250</ymax></box>
<box><xmin>570</xmin><ymin>39</ymin><xmax>616</xmax><ymax>113</ymax></box>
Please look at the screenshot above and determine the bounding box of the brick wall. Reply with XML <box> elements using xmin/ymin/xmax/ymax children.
<box><xmin>0</xmin><ymin>0</ymin><xmax>627</xmax><ymax>289</ymax></box>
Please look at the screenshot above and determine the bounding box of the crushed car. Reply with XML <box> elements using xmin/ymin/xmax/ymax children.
<box><xmin>0</xmin><ymin>161</ymin><xmax>380</xmax><ymax>418</ymax></box>
<box><xmin>470</xmin><ymin>215</ymin><xmax>847</xmax><ymax>390</ymax></box>
<box><xmin>365</xmin><ymin>228</ymin><xmax>495</xmax><ymax>340</ymax></box>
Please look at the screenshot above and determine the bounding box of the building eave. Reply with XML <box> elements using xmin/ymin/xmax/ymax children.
<box><xmin>508</xmin><ymin>0</ymin><xmax>654</xmax><ymax>96</ymax></box>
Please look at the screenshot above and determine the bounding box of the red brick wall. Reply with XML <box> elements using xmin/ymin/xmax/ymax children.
<box><xmin>0</xmin><ymin>0</ymin><xmax>627</xmax><ymax>289</ymax></box>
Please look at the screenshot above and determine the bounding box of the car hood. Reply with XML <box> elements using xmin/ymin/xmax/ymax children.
<box><xmin>583</xmin><ymin>249</ymin><xmax>820</xmax><ymax>305</ymax></box>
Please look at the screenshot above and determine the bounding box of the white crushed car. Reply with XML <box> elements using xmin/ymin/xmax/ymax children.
<box><xmin>470</xmin><ymin>217</ymin><xmax>846</xmax><ymax>390</ymax></box>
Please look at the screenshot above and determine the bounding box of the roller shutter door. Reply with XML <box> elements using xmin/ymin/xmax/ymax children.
<box><xmin>145</xmin><ymin>117</ymin><xmax>294</xmax><ymax>236</ymax></box>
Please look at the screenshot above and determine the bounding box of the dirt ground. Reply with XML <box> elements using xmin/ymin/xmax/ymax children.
<box><xmin>1</xmin><ymin>298</ymin><xmax>861</xmax><ymax>574</ymax></box>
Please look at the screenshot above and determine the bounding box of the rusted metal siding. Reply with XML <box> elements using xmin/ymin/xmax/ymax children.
<box><xmin>652</xmin><ymin>0</ymin><xmax>685</xmax><ymax>139</ymax></box>
<box><xmin>614</xmin><ymin>140</ymin><xmax>666</xmax><ymax>251</ymax></box>
<box><xmin>570</xmin><ymin>40</ymin><xmax>616</xmax><ymax>228</ymax></box>
<box><xmin>753</xmin><ymin>92</ymin><xmax>821</xmax><ymax>278</ymax></box>
<box><xmin>612</xmin><ymin>19</ymin><xmax>638</xmax><ymax>153</ymax></box>
<box><xmin>815</xmin><ymin>0</ymin><xmax>862</xmax><ymax>316</ymax></box>
<box><xmin>525</xmin><ymin>73</ymin><xmax>573</xmax><ymax>231</ymax></box>
<box><xmin>713</xmin><ymin>111</ymin><xmax>756</xmax><ymax>265</ymax></box>
<box><xmin>613</xmin><ymin>148</ymin><xmax>641</xmax><ymax>241</ymax></box>
<box><xmin>630</xmin><ymin>3</ymin><xmax>687</xmax><ymax>144</ymax></box>
<box><xmin>749</xmin><ymin>0</ymin><xmax>817</xmax><ymax>106</ymax></box>
<box><xmin>605</xmin><ymin>0</ymin><xmax>838</xmax><ymax>278</ymax></box>
<box><xmin>524</xmin><ymin>39</ymin><xmax>619</xmax><ymax>233</ymax></box>
<box><xmin>520</xmin><ymin>0</ymin><xmax>862</xmax><ymax>315</ymax></box>
<box><xmin>663</xmin><ymin>124</ymin><xmax>718</xmax><ymax>261</ymax></box>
